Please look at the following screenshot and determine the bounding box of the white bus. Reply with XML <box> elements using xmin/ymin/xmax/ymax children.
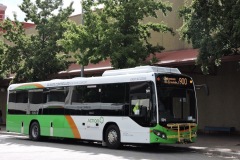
<box><xmin>7</xmin><ymin>66</ymin><xmax>197</xmax><ymax>149</ymax></box>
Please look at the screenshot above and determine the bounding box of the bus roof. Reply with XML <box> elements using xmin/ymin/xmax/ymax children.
<box><xmin>8</xmin><ymin>66</ymin><xmax>181</xmax><ymax>91</ymax></box>
<box><xmin>102</xmin><ymin>66</ymin><xmax>181</xmax><ymax>76</ymax></box>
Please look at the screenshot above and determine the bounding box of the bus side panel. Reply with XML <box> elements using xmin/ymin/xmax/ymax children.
<box><xmin>71</xmin><ymin>116</ymin><xmax>150</xmax><ymax>143</ymax></box>
<box><xmin>63</xmin><ymin>115</ymin><xmax>81</xmax><ymax>139</ymax></box>
<box><xmin>37</xmin><ymin>115</ymin><xmax>66</xmax><ymax>138</ymax></box>
<box><xmin>7</xmin><ymin>114</ymin><xmax>153</xmax><ymax>144</ymax></box>
<box><xmin>36</xmin><ymin>115</ymin><xmax>80</xmax><ymax>139</ymax></box>
<box><xmin>6</xmin><ymin>115</ymin><xmax>24</xmax><ymax>134</ymax></box>
<box><xmin>117</xmin><ymin>117</ymin><xmax>150</xmax><ymax>143</ymax></box>
<box><xmin>6</xmin><ymin>115</ymin><xmax>37</xmax><ymax>135</ymax></box>
<box><xmin>6</xmin><ymin>115</ymin><xmax>75</xmax><ymax>139</ymax></box>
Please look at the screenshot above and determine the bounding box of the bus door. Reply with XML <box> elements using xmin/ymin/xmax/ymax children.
<box><xmin>129</xmin><ymin>82</ymin><xmax>155</xmax><ymax>127</ymax></box>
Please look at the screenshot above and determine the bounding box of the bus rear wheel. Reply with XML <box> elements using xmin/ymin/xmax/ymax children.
<box><xmin>29</xmin><ymin>122</ymin><xmax>41</xmax><ymax>141</ymax></box>
<box><xmin>105</xmin><ymin>125</ymin><xmax>121</xmax><ymax>149</ymax></box>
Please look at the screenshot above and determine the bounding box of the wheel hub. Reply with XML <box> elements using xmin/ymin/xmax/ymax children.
<box><xmin>32</xmin><ymin>126</ymin><xmax>38</xmax><ymax>138</ymax></box>
<box><xmin>108</xmin><ymin>130</ymin><xmax>118</xmax><ymax>144</ymax></box>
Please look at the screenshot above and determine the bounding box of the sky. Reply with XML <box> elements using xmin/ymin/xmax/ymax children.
<box><xmin>0</xmin><ymin>0</ymin><xmax>82</xmax><ymax>22</ymax></box>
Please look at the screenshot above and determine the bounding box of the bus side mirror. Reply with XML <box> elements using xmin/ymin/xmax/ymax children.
<box><xmin>195</xmin><ymin>84</ymin><xmax>209</xmax><ymax>96</ymax></box>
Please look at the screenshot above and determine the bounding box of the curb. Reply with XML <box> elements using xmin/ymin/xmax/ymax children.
<box><xmin>0</xmin><ymin>130</ymin><xmax>26</xmax><ymax>136</ymax></box>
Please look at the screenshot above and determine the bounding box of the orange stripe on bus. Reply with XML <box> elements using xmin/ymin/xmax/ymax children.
<box><xmin>34</xmin><ymin>83</ymin><xmax>45</xmax><ymax>88</ymax></box>
<box><xmin>65</xmin><ymin>115</ymin><xmax>81</xmax><ymax>139</ymax></box>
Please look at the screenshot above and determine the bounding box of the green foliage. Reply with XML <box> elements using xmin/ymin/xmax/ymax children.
<box><xmin>0</xmin><ymin>40</ymin><xmax>7</xmax><ymax>79</ymax></box>
<box><xmin>0</xmin><ymin>0</ymin><xmax>74</xmax><ymax>82</ymax></box>
<box><xmin>59</xmin><ymin>0</ymin><xmax>174</xmax><ymax>69</ymax></box>
<box><xmin>179</xmin><ymin>0</ymin><xmax>240</xmax><ymax>74</ymax></box>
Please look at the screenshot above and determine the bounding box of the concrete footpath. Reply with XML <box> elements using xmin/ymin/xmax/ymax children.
<box><xmin>178</xmin><ymin>133</ymin><xmax>240</xmax><ymax>158</ymax></box>
<box><xmin>1</xmin><ymin>125</ymin><xmax>239</xmax><ymax>158</ymax></box>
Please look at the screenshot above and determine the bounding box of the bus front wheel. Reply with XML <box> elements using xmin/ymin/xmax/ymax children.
<box><xmin>29</xmin><ymin>122</ymin><xmax>41</xmax><ymax>141</ymax></box>
<box><xmin>105</xmin><ymin>125</ymin><xmax>121</xmax><ymax>149</ymax></box>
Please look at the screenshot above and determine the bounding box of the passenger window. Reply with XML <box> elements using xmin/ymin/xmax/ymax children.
<box><xmin>83</xmin><ymin>85</ymin><xmax>101</xmax><ymax>103</ymax></box>
<box><xmin>70</xmin><ymin>85</ymin><xmax>101</xmax><ymax>115</ymax></box>
<box><xmin>71</xmin><ymin>86</ymin><xmax>85</xmax><ymax>103</ymax></box>
<box><xmin>42</xmin><ymin>87</ymin><xmax>68</xmax><ymax>115</ymax></box>
<box><xmin>101</xmin><ymin>83</ymin><xmax>125</xmax><ymax>103</ymax></box>
<box><xmin>29</xmin><ymin>90</ymin><xmax>44</xmax><ymax>115</ymax></box>
<box><xmin>101</xmin><ymin>83</ymin><xmax>127</xmax><ymax>116</ymax></box>
<box><xmin>29</xmin><ymin>90</ymin><xmax>44</xmax><ymax>104</ymax></box>
<box><xmin>9</xmin><ymin>92</ymin><xmax>16</xmax><ymax>102</ymax></box>
<box><xmin>47</xmin><ymin>87</ymin><xmax>68</xmax><ymax>102</ymax></box>
<box><xmin>16</xmin><ymin>91</ymin><xmax>28</xmax><ymax>103</ymax></box>
<box><xmin>8</xmin><ymin>91</ymin><xmax>28</xmax><ymax>114</ymax></box>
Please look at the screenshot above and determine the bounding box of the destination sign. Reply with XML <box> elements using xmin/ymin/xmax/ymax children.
<box><xmin>156</xmin><ymin>74</ymin><xmax>193</xmax><ymax>87</ymax></box>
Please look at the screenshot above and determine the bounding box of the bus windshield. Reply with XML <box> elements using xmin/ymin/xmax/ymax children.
<box><xmin>156</xmin><ymin>74</ymin><xmax>197</xmax><ymax>124</ymax></box>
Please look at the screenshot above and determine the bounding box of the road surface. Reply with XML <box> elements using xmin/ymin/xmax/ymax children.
<box><xmin>0</xmin><ymin>134</ymin><xmax>232</xmax><ymax>160</ymax></box>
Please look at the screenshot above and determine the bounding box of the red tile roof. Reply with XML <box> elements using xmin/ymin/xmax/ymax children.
<box><xmin>22</xmin><ymin>22</ymin><xmax>35</xmax><ymax>29</ymax></box>
<box><xmin>0</xmin><ymin>21</ymin><xmax>35</xmax><ymax>32</ymax></box>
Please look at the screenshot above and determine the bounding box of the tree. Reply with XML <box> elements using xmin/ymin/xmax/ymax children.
<box><xmin>59</xmin><ymin>0</ymin><xmax>174</xmax><ymax>70</ymax></box>
<box><xmin>179</xmin><ymin>0</ymin><xmax>240</xmax><ymax>74</ymax></box>
<box><xmin>0</xmin><ymin>0</ymin><xmax>74</xmax><ymax>82</ymax></box>
<box><xmin>58</xmin><ymin>0</ymin><xmax>102</xmax><ymax>72</ymax></box>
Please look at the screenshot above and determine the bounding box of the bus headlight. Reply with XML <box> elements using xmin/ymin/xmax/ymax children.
<box><xmin>153</xmin><ymin>129</ymin><xmax>167</xmax><ymax>139</ymax></box>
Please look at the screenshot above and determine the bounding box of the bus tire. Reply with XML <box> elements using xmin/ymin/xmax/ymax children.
<box><xmin>105</xmin><ymin>125</ymin><xmax>121</xmax><ymax>149</ymax></box>
<box><xmin>29</xmin><ymin>122</ymin><xmax>41</xmax><ymax>141</ymax></box>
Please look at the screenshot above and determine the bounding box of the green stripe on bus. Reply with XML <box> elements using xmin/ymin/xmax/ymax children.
<box><xmin>15</xmin><ymin>84</ymin><xmax>44</xmax><ymax>90</ymax></box>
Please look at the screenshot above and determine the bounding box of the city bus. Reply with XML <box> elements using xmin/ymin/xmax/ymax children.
<box><xmin>6</xmin><ymin>66</ymin><xmax>197</xmax><ymax>149</ymax></box>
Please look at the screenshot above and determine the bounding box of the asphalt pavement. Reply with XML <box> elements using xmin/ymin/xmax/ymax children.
<box><xmin>1</xmin><ymin>125</ymin><xmax>239</xmax><ymax>159</ymax></box>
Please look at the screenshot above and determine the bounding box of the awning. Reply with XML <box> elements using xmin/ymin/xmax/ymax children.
<box><xmin>153</xmin><ymin>49</ymin><xmax>240</xmax><ymax>67</ymax></box>
<box><xmin>59</xmin><ymin>49</ymin><xmax>198</xmax><ymax>76</ymax></box>
<box><xmin>58</xmin><ymin>48</ymin><xmax>240</xmax><ymax>77</ymax></box>
<box><xmin>153</xmin><ymin>49</ymin><xmax>198</xmax><ymax>66</ymax></box>
<box><xmin>58</xmin><ymin>59</ymin><xmax>113</xmax><ymax>76</ymax></box>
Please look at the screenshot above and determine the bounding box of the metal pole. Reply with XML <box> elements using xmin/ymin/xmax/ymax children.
<box><xmin>81</xmin><ymin>0</ymin><xmax>84</xmax><ymax>77</ymax></box>
<box><xmin>81</xmin><ymin>65</ymin><xmax>84</xmax><ymax>77</ymax></box>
